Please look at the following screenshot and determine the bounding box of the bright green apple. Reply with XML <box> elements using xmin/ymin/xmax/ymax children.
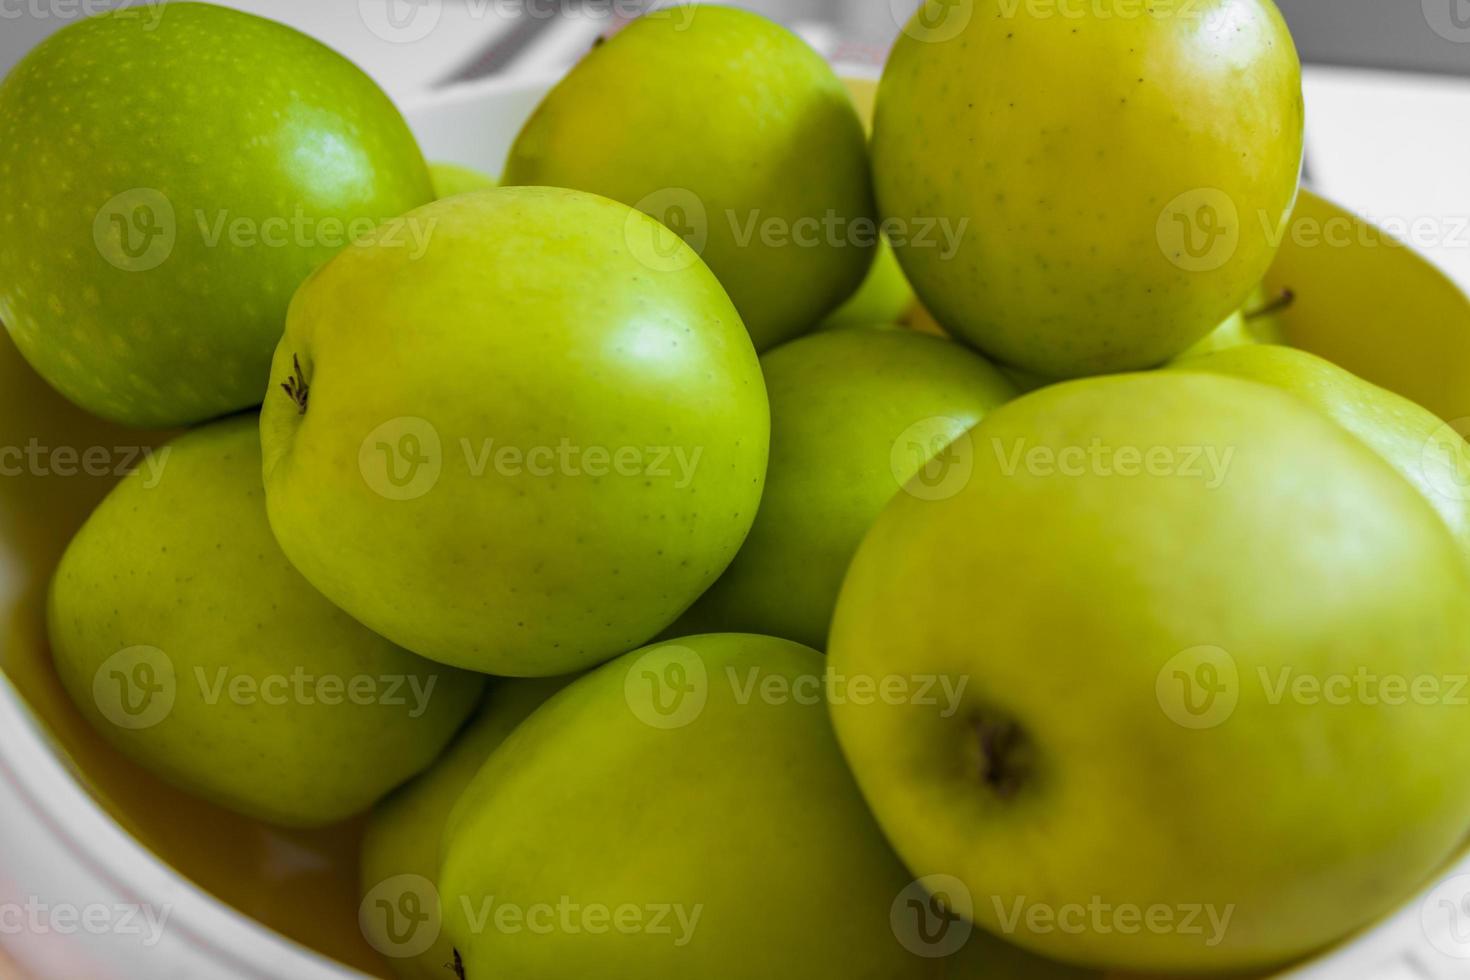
<box><xmin>260</xmin><ymin>187</ymin><xmax>768</xmax><ymax>676</ymax></box>
<box><xmin>1171</xmin><ymin>285</ymin><xmax>1288</xmax><ymax>361</ymax></box>
<box><xmin>0</xmin><ymin>3</ymin><xmax>434</xmax><ymax>427</ymax></box>
<box><xmin>873</xmin><ymin>0</ymin><xmax>1303</xmax><ymax>377</ymax></box>
<box><xmin>502</xmin><ymin>6</ymin><xmax>875</xmax><ymax>351</ymax></box>
<box><xmin>828</xmin><ymin>373</ymin><xmax>1470</xmax><ymax>972</ymax></box>
<box><xmin>819</xmin><ymin>238</ymin><xmax>916</xmax><ymax>332</ymax></box>
<box><xmin>675</xmin><ymin>328</ymin><xmax>1016</xmax><ymax>648</ymax></box>
<box><xmin>429</xmin><ymin>163</ymin><xmax>497</xmax><ymax>200</ymax></box>
<box><xmin>360</xmin><ymin>677</ymin><xmax>568</xmax><ymax>980</ymax></box>
<box><xmin>48</xmin><ymin>416</ymin><xmax>483</xmax><ymax>827</ymax></box>
<box><xmin>818</xmin><ymin>75</ymin><xmax>915</xmax><ymax>332</ymax></box>
<box><xmin>439</xmin><ymin>633</ymin><xmax>1089</xmax><ymax>978</ymax></box>
<box><xmin>1170</xmin><ymin>344</ymin><xmax>1470</xmax><ymax>554</ymax></box>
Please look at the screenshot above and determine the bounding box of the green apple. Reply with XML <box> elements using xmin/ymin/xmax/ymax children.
<box><xmin>828</xmin><ymin>373</ymin><xmax>1470</xmax><ymax>972</ymax></box>
<box><xmin>260</xmin><ymin>187</ymin><xmax>769</xmax><ymax>676</ymax></box>
<box><xmin>0</xmin><ymin>3</ymin><xmax>433</xmax><ymax>428</ymax></box>
<box><xmin>819</xmin><ymin>78</ymin><xmax>916</xmax><ymax>332</ymax></box>
<box><xmin>1171</xmin><ymin>285</ymin><xmax>1288</xmax><ymax>361</ymax></box>
<box><xmin>438</xmin><ymin>633</ymin><xmax>1086</xmax><ymax>978</ymax></box>
<box><xmin>429</xmin><ymin>163</ymin><xmax>497</xmax><ymax>200</ymax></box>
<box><xmin>360</xmin><ymin>677</ymin><xmax>568</xmax><ymax>979</ymax></box>
<box><xmin>873</xmin><ymin>0</ymin><xmax>1303</xmax><ymax>376</ymax></box>
<box><xmin>1170</xmin><ymin>344</ymin><xmax>1470</xmax><ymax>554</ymax></box>
<box><xmin>675</xmin><ymin>329</ymin><xmax>1016</xmax><ymax>648</ymax></box>
<box><xmin>502</xmin><ymin>6</ymin><xmax>875</xmax><ymax>351</ymax></box>
<box><xmin>48</xmin><ymin>416</ymin><xmax>483</xmax><ymax>827</ymax></box>
<box><xmin>819</xmin><ymin>239</ymin><xmax>917</xmax><ymax>332</ymax></box>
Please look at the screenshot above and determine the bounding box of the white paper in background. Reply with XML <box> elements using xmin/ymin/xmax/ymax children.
<box><xmin>1301</xmin><ymin>66</ymin><xmax>1470</xmax><ymax>294</ymax></box>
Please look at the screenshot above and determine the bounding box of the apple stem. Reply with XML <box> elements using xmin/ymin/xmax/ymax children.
<box><xmin>452</xmin><ymin>948</ymin><xmax>465</xmax><ymax>980</ymax></box>
<box><xmin>1245</xmin><ymin>288</ymin><xmax>1295</xmax><ymax>321</ymax></box>
<box><xmin>974</xmin><ymin>715</ymin><xmax>1031</xmax><ymax>800</ymax></box>
<box><xmin>279</xmin><ymin>354</ymin><xmax>309</xmax><ymax>415</ymax></box>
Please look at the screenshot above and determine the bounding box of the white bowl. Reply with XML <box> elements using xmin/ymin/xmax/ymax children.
<box><xmin>3</xmin><ymin>71</ymin><xmax>1470</xmax><ymax>980</ymax></box>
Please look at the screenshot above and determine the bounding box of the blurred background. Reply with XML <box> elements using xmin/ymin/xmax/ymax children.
<box><xmin>1</xmin><ymin>0</ymin><xmax>1467</xmax><ymax>290</ymax></box>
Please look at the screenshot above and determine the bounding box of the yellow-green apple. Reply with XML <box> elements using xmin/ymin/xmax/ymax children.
<box><xmin>829</xmin><ymin>372</ymin><xmax>1470</xmax><ymax>972</ymax></box>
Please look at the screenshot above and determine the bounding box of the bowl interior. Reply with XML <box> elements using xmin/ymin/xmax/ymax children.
<box><xmin>2</xmin><ymin>72</ymin><xmax>1469</xmax><ymax>978</ymax></box>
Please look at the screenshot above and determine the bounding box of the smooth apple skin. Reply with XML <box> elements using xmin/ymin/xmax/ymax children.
<box><xmin>873</xmin><ymin>0</ymin><xmax>1303</xmax><ymax>377</ymax></box>
<box><xmin>260</xmin><ymin>187</ymin><xmax>769</xmax><ymax>676</ymax></box>
<box><xmin>819</xmin><ymin>238</ymin><xmax>917</xmax><ymax>332</ymax></box>
<box><xmin>360</xmin><ymin>677</ymin><xmax>568</xmax><ymax>980</ymax></box>
<box><xmin>829</xmin><ymin>373</ymin><xmax>1470</xmax><ymax>972</ymax></box>
<box><xmin>47</xmin><ymin>416</ymin><xmax>484</xmax><ymax>828</ymax></box>
<box><xmin>676</xmin><ymin>328</ymin><xmax>1017</xmax><ymax>649</ymax></box>
<box><xmin>439</xmin><ymin>633</ymin><xmax>1087</xmax><ymax>979</ymax></box>
<box><xmin>502</xmin><ymin>5</ymin><xmax>876</xmax><ymax>352</ymax></box>
<box><xmin>1171</xmin><ymin>344</ymin><xmax>1470</xmax><ymax>556</ymax></box>
<box><xmin>0</xmin><ymin>3</ymin><xmax>434</xmax><ymax>427</ymax></box>
<box><xmin>428</xmin><ymin>162</ymin><xmax>498</xmax><ymax>200</ymax></box>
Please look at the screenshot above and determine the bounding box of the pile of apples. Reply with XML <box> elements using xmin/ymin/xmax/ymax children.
<box><xmin>5</xmin><ymin>2</ymin><xmax>1470</xmax><ymax>978</ymax></box>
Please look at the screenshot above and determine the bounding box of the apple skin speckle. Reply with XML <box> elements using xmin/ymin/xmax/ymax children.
<box><xmin>0</xmin><ymin>3</ymin><xmax>434</xmax><ymax>427</ymax></box>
